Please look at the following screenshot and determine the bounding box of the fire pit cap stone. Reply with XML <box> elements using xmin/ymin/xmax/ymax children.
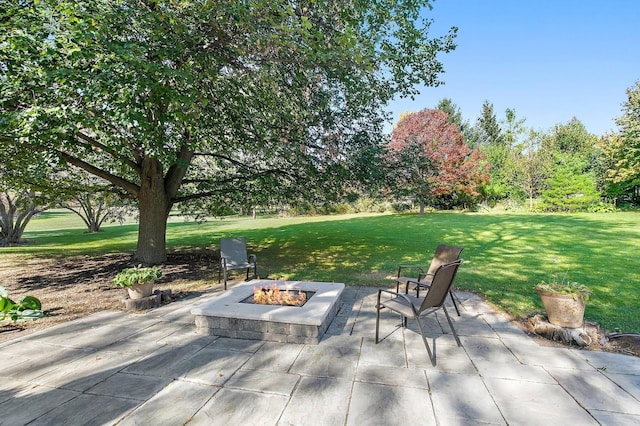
<box><xmin>191</xmin><ymin>279</ymin><xmax>345</xmax><ymax>326</ymax></box>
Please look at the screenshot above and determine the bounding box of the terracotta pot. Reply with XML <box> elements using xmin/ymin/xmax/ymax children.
<box><xmin>127</xmin><ymin>281</ymin><xmax>155</xmax><ymax>300</ymax></box>
<box><xmin>536</xmin><ymin>289</ymin><xmax>586</xmax><ymax>328</ymax></box>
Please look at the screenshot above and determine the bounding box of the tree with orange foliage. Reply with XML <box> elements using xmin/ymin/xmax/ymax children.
<box><xmin>388</xmin><ymin>109</ymin><xmax>490</xmax><ymax>213</ymax></box>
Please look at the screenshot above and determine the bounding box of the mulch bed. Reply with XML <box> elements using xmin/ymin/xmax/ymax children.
<box><xmin>0</xmin><ymin>249</ymin><xmax>219</xmax><ymax>343</ymax></box>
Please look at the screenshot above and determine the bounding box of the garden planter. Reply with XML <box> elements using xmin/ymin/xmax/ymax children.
<box><xmin>536</xmin><ymin>289</ymin><xmax>586</xmax><ymax>328</ymax></box>
<box><xmin>114</xmin><ymin>265</ymin><xmax>162</xmax><ymax>301</ymax></box>
<box><xmin>127</xmin><ymin>282</ymin><xmax>155</xmax><ymax>300</ymax></box>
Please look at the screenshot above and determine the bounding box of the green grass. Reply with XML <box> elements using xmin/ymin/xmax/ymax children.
<box><xmin>5</xmin><ymin>210</ymin><xmax>640</xmax><ymax>333</ymax></box>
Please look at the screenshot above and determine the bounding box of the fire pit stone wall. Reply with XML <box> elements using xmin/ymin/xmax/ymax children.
<box><xmin>191</xmin><ymin>280</ymin><xmax>345</xmax><ymax>344</ymax></box>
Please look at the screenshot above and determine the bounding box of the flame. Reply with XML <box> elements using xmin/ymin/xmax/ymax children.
<box><xmin>253</xmin><ymin>284</ymin><xmax>307</xmax><ymax>306</ymax></box>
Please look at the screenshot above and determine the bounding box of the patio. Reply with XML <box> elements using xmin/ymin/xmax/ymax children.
<box><xmin>1</xmin><ymin>286</ymin><xmax>639</xmax><ymax>425</ymax></box>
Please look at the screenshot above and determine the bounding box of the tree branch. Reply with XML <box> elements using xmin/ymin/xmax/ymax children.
<box><xmin>165</xmin><ymin>140</ymin><xmax>194</xmax><ymax>199</ymax></box>
<box><xmin>76</xmin><ymin>132</ymin><xmax>141</xmax><ymax>172</ymax></box>
<box><xmin>57</xmin><ymin>151</ymin><xmax>141</xmax><ymax>197</ymax></box>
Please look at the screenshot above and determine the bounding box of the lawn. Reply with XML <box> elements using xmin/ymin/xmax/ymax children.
<box><xmin>5</xmin><ymin>210</ymin><xmax>640</xmax><ymax>333</ymax></box>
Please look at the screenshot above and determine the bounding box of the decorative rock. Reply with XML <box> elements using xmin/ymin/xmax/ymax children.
<box><xmin>529</xmin><ymin>314</ymin><xmax>593</xmax><ymax>346</ymax></box>
<box><xmin>156</xmin><ymin>289</ymin><xmax>173</xmax><ymax>303</ymax></box>
<box><xmin>122</xmin><ymin>293</ymin><xmax>161</xmax><ymax>311</ymax></box>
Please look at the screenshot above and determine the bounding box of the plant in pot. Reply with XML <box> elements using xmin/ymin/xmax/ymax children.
<box><xmin>113</xmin><ymin>265</ymin><xmax>162</xmax><ymax>300</ymax></box>
<box><xmin>535</xmin><ymin>280</ymin><xmax>591</xmax><ymax>328</ymax></box>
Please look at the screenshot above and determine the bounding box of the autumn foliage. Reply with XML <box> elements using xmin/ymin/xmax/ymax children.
<box><xmin>388</xmin><ymin>109</ymin><xmax>489</xmax><ymax>209</ymax></box>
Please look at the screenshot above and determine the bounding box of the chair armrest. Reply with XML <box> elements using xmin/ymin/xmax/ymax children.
<box><xmin>377</xmin><ymin>289</ymin><xmax>418</xmax><ymax>315</ymax></box>
<box><xmin>417</xmin><ymin>272</ymin><xmax>433</xmax><ymax>281</ymax></box>
<box><xmin>378</xmin><ymin>288</ymin><xmax>414</xmax><ymax>305</ymax></box>
<box><xmin>404</xmin><ymin>278</ymin><xmax>425</xmax><ymax>293</ymax></box>
<box><xmin>406</xmin><ymin>277</ymin><xmax>435</xmax><ymax>296</ymax></box>
<box><xmin>396</xmin><ymin>265</ymin><xmax>425</xmax><ymax>278</ymax></box>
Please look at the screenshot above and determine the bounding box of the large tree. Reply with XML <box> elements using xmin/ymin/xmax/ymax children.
<box><xmin>0</xmin><ymin>189</ymin><xmax>49</xmax><ymax>246</ymax></box>
<box><xmin>595</xmin><ymin>133</ymin><xmax>635</xmax><ymax>205</ymax></box>
<box><xmin>469</xmin><ymin>101</ymin><xmax>512</xmax><ymax>203</ymax></box>
<box><xmin>609</xmin><ymin>81</ymin><xmax>640</xmax><ymax>202</ymax></box>
<box><xmin>387</xmin><ymin>108</ymin><xmax>489</xmax><ymax>213</ymax></box>
<box><xmin>0</xmin><ymin>0</ymin><xmax>457</xmax><ymax>263</ymax></box>
<box><xmin>539</xmin><ymin>119</ymin><xmax>600</xmax><ymax>211</ymax></box>
<box><xmin>504</xmin><ymin>129</ymin><xmax>551</xmax><ymax>211</ymax></box>
<box><xmin>474</xmin><ymin>100</ymin><xmax>505</xmax><ymax>148</ymax></box>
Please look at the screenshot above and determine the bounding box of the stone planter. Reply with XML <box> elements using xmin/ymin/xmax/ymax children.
<box><xmin>127</xmin><ymin>281</ymin><xmax>155</xmax><ymax>300</ymax></box>
<box><xmin>536</xmin><ymin>289</ymin><xmax>586</xmax><ymax>328</ymax></box>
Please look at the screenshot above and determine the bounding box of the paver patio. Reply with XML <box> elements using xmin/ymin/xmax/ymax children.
<box><xmin>1</xmin><ymin>286</ymin><xmax>639</xmax><ymax>425</ymax></box>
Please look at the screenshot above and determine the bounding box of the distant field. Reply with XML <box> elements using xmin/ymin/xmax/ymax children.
<box><xmin>6</xmin><ymin>209</ymin><xmax>640</xmax><ymax>333</ymax></box>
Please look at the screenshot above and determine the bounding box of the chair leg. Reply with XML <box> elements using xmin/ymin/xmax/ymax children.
<box><xmin>449</xmin><ymin>290</ymin><xmax>461</xmax><ymax>316</ymax></box>
<box><xmin>375</xmin><ymin>291</ymin><xmax>381</xmax><ymax>343</ymax></box>
<box><xmin>442</xmin><ymin>306</ymin><xmax>461</xmax><ymax>346</ymax></box>
<box><xmin>223</xmin><ymin>269</ymin><xmax>228</xmax><ymax>290</ymax></box>
<box><xmin>415</xmin><ymin>316</ymin><xmax>435</xmax><ymax>366</ymax></box>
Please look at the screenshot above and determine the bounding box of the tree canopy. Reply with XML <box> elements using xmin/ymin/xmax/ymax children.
<box><xmin>387</xmin><ymin>108</ymin><xmax>489</xmax><ymax>212</ymax></box>
<box><xmin>1</xmin><ymin>0</ymin><xmax>457</xmax><ymax>263</ymax></box>
<box><xmin>613</xmin><ymin>82</ymin><xmax>640</xmax><ymax>193</ymax></box>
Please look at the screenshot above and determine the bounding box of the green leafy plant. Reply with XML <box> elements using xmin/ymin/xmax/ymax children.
<box><xmin>0</xmin><ymin>286</ymin><xmax>44</xmax><ymax>322</ymax></box>
<box><xmin>113</xmin><ymin>265</ymin><xmax>162</xmax><ymax>288</ymax></box>
<box><xmin>535</xmin><ymin>280</ymin><xmax>591</xmax><ymax>302</ymax></box>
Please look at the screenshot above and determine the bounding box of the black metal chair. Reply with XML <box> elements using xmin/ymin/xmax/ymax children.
<box><xmin>218</xmin><ymin>237</ymin><xmax>257</xmax><ymax>290</ymax></box>
<box><xmin>377</xmin><ymin>259</ymin><xmax>463</xmax><ymax>365</ymax></box>
<box><xmin>395</xmin><ymin>244</ymin><xmax>463</xmax><ymax>315</ymax></box>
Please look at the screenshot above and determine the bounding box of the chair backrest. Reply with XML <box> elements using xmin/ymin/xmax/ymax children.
<box><xmin>220</xmin><ymin>237</ymin><xmax>248</xmax><ymax>266</ymax></box>
<box><xmin>419</xmin><ymin>259</ymin><xmax>463</xmax><ymax>312</ymax></box>
<box><xmin>425</xmin><ymin>244</ymin><xmax>464</xmax><ymax>276</ymax></box>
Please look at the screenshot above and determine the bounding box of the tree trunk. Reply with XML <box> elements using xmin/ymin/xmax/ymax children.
<box><xmin>135</xmin><ymin>158</ymin><xmax>172</xmax><ymax>265</ymax></box>
<box><xmin>0</xmin><ymin>191</ymin><xmax>47</xmax><ymax>245</ymax></box>
<box><xmin>528</xmin><ymin>186</ymin><xmax>534</xmax><ymax>211</ymax></box>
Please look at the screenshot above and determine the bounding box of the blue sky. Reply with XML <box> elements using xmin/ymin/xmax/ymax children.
<box><xmin>386</xmin><ymin>0</ymin><xmax>640</xmax><ymax>136</ymax></box>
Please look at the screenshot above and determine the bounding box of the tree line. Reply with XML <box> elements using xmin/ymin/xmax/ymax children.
<box><xmin>422</xmin><ymin>83</ymin><xmax>639</xmax><ymax>213</ymax></box>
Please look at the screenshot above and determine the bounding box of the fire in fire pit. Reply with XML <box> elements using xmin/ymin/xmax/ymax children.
<box><xmin>243</xmin><ymin>283</ymin><xmax>314</xmax><ymax>307</ymax></box>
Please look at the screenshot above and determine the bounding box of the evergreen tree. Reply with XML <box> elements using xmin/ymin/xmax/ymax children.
<box><xmin>540</xmin><ymin>119</ymin><xmax>601</xmax><ymax>211</ymax></box>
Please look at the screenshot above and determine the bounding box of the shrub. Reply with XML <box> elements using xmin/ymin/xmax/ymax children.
<box><xmin>113</xmin><ymin>265</ymin><xmax>162</xmax><ymax>288</ymax></box>
<box><xmin>535</xmin><ymin>281</ymin><xmax>591</xmax><ymax>302</ymax></box>
<box><xmin>0</xmin><ymin>286</ymin><xmax>44</xmax><ymax>322</ymax></box>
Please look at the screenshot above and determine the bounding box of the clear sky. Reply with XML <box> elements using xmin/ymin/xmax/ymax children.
<box><xmin>385</xmin><ymin>0</ymin><xmax>640</xmax><ymax>136</ymax></box>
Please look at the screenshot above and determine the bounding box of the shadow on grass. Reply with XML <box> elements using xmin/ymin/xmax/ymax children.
<box><xmin>6</xmin><ymin>212</ymin><xmax>640</xmax><ymax>332</ymax></box>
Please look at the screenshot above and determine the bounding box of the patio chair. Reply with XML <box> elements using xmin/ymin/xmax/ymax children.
<box><xmin>395</xmin><ymin>244</ymin><xmax>464</xmax><ymax>315</ymax></box>
<box><xmin>218</xmin><ymin>237</ymin><xmax>257</xmax><ymax>290</ymax></box>
<box><xmin>377</xmin><ymin>259</ymin><xmax>463</xmax><ymax>366</ymax></box>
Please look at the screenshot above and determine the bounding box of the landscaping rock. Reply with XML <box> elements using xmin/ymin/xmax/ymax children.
<box><xmin>529</xmin><ymin>314</ymin><xmax>595</xmax><ymax>346</ymax></box>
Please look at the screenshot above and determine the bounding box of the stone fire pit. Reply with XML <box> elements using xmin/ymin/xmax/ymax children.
<box><xmin>191</xmin><ymin>279</ymin><xmax>345</xmax><ymax>344</ymax></box>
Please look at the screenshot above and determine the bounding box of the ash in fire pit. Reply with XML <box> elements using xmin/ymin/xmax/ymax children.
<box><xmin>243</xmin><ymin>284</ymin><xmax>315</xmax><ymax>307</ymax></box>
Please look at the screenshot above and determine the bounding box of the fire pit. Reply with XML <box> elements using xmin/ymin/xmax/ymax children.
<box><xmin>244</xmin><ymin>283</ymin><xmax>314</xmax><ymax>307</ymax></box>
<box><xmin>191</xmin><ymin>279</ymin><xmax>344</xmax><ymax>344</ymax></box>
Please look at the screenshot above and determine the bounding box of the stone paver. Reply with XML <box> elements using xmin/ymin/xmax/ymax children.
<box><xmin>0</xmin><ymin>287</ymin><xmax>638</xmax><ymax>425</ymax></box>
<box><xmin>280</xmin><ymin>377</ymin><xmax>352</xmax><ymax>426</ymax></box>
<box><xmin>483</xmin><ymin>378</ymin><xmax>600</xmax><ymax>425</ymax></box>
<box><xmin>428</xmin><ymin>371</ymin><xmax>505</xmax><ymax>425</ymax></box>
<box><xmin>348</xmin><ymin>381</ymin><xmax>435</xmax><ymax>425</ymax></box>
